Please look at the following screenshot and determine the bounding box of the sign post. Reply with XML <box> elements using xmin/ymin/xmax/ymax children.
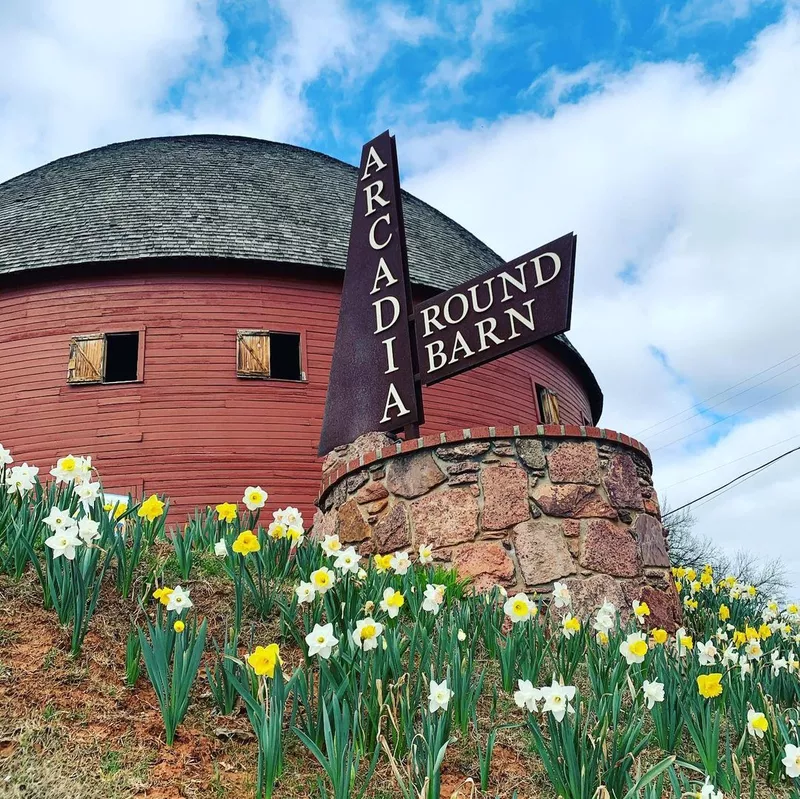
<box><xmin>318</xmin><ymin>131</ymin><xmax>422</xmax><ymax>455</ymax></box>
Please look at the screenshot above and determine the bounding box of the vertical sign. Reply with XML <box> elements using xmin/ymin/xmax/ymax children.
<box><xmin>318</xmin><ymin>131</ymin><xmax>421</xmax><ymax>455</ymax></box>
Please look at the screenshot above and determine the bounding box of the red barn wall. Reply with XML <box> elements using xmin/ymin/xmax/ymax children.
<box><xmin>0</xmin><ymin>264</ymin><xmax>594</xmax><ymax>523</ymax></box>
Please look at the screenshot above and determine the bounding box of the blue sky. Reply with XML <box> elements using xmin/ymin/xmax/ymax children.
<box><xmin>1</xmin><ymin>0</ymin><xmax>799</xmax><ymax>589</ymax></box>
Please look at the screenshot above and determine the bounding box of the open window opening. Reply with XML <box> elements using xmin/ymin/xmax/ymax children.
<box><xmin>237</xmin><ymin>330</ymin><xmax>304</xmax><ymax>381</ymax></box>
<box><xmin>104</xmin><ymin>332</ymin><xmax>140</xmax><ymax>383</ymax></box>
<box><xmin>535</xmin><ymin>384</ymin><xmax>561</xmax><ymax>425</ymax></box>
<box><xmin>67</xmin><ymin>331</ymin><xmax>142</xmax><ymax>385</ymax></box>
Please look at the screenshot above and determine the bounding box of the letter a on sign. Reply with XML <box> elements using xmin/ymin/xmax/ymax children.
<box><xmin>318</xmin><ymin>131</ymin><xmax>422</xmax><ymax>454</ymax></box>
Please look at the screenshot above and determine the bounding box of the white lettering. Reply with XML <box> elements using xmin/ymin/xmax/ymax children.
<box><xmin>476</xmin><ymin>317</ymin><xmax>504</xmax><ymax>351</ymax></box>
<box><xmin>373</xmin><ymin>296</ymin><xmax>400</xmax><ymax>334</ymax></box>
<box><xmin>369</xmin><ymin>214</ymin><xmax>393</xmax><ymax>250</ymax></box>
<box><xmin>380</xmin><ymin>383</ymin><xmax>411</xmax><ymax>423</ymax></box>
<box><xmin>425</xmin><ymin>340</ymin><xmax>447</xmax><ymax>372</ymax></box>
<box><xmin>362</xmin><ymin>146</ymin><xmax>387</xmax><ymax>179</ymax></box>
<box><xmin>421</xmin><ymin>305</ymin><xmax>445</xmax><ymax>338</ymax></box>
<box><xmin>449</xmin><ymin>331</ymin><xmax>475</xmax><ymax>363</ymax></box>
<box><xmin>505</xmin><ymin>299</ymin><xmax>536</xmax><ymax>340</ymax></box>
<box><xmin>531</xmin><ymin>252</ymin><xmax>562</xmax><ymax>287</ymax></box>
<box><xmin>382</xmin><ymin>337</ymin><xmax>398</xmax><ymax>374</ymax></box>
<box><xmin>363</xmin><ymin>180</ymin><xmax>390</xmax><ymax>216</ymax></box>
<box><xmin>370</xmin><ymin>257</ymin><xmax>398</xmax><ymax>295</ymax></box>
<box><xmin>443</xmin><ymin>293</ymin><xmax>469</xmax><ymax>325</ymax></box>
<box><xmin>468</xmin><ymin>278</ymin><xmax>495</xmax><ymax>313</ymax></box>
<box><xmin>499</xmin><ymin>264</ymin><xmax>527</xmax><ymax>301</ymax></box>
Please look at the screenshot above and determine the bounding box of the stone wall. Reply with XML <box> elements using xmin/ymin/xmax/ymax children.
<box><xmin>313</xmin><ymin>426</ymin><xmax>681</xmax><ymax>630</ymax></box>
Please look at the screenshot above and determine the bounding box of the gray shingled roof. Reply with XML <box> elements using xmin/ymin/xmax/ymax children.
<box><xmin>0</xmin><ymin>134</ymin><xmax>601</xmax><ymax>416</ymax></box>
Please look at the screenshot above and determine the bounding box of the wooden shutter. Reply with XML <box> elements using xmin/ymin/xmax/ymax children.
<box><xmin>540</xmin><ymin>388</ymin><xmax>561</xmax><ymax>425</ymax></box>
<box><xmin>237</xmin><ymin>331</ymin><xmax>271</xmax><ymax>377</ymax></box>
<box><xmin>68</xmin><ymin>335</ymin><xmax>105</xmax><ymax>384</ymax></box>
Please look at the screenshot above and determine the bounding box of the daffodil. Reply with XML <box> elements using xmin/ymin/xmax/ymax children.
<box><xmin>380</xmin><ymin>588</ymin><xmax>405</xmax><ymax>618</ymax></box>
<box><xmin>153</xmin><ymin>586</ymin><xmax>173</xmax><ymax>605</ymax></box>
<box><xmin>295</xmin><ymin>581</ymin><xmax>316</xmax><ymax>604</ymax></box>
<box><xmin>620</xmin><ymin>632</ymin><xmax>649</xmax><ymax>665</ymax></box>
<box><xmin>718</xmin><ymin>604</ymin><xmax>730</xmax><ymax>621</ymax></box>
<box><xmin>49</xmin><ymin>454</ymin><xmax>81</xmax><ymax>484</ymax></box>
<box><xmin>334</xmin><ymin>546</ymin><xmax>361</xmax><ymax>574</ymax></box>
<box><xmin>373</xmin><ymin>553</ymin><xmax>393</xmax><ymax>572</ymax></box>
<box><xmin>696</xmin><ymin>640</ymin><xmax>718</xmax><ymax>666</ymax></box>
<box><xmin>166</xmin><ymin>585</ymin><xmax>193</xmax><ymax>615</ymax></box>
<box><xmin>0</xmin><ymin>445</ymin><xmax>12</xmax><ymax>466</ymax></box>
<box><xmin>747</xmin><ymin>708</ymin><xmax>768</xmax><ymax>738</ymax></box>
<box><xmin>390</xmin><ymin>551</ymin><xmax>411</xmax><ymax>575</ymax></box>
<box><xmin>632</xmin><ymin>600</ymin><xmax>650</xmax><ymax>624</ymax></box>
<box><xmin>422</xmin><ymin>584</ymin><xmax>445</xmax><ymax>615</ymax></box>
<box><xmin>45</xmin><ymin>528</ymin><xmax>82</xmax><ymax>560</ymax></box>
<box><xmin>562</xmin><ymin>614</ymin><xmax>580</xmax><ymax>639</ymax></box>
<box><xmin>676</xmin><ymin>628</ymin><xmax>694</xmax><ymax>657</ymax></box>
<box><xmin>173</xmin><ymin>620</ymin><xmax>185</xmax><ymax>633</ymax></box>
<box><xmin>248</xmin><ymin>644</ymin><xmax>281</xmax><ymax>677</ymax></box>
<box><xmin>642</xmin><ymin>680</ymin><xmax>665</xmax><ymax>710</ymax></box>
<box><xmin>215</xmin><ymin>502</ymin><xmax>237</xmax><ymax>523</ymax></box>
<box><xmin>305</xmin><ymin>623</ymin><xmax>338</xmax><ymax>659</ymax></box>
<box><xmin>539</xmin><ymin>679</ymin><xmax>576</xmax><ymax>722</ymax></box>
<box><xmin>783</xmin><ymin>744</ymin><xmax>800</xmax><ymax>778</ymax></box>
<box><xmin>276</xmin><ymin>506</ymin><xmax>303</xmax><ymax>529</ymax></box>
<box><xmin>310</xmin><ymin>567</ymin><xmax>336</xmax><ymax>594</ymax></box>
<box><xmin>504</xmin><ymin>592</ymin><xmax>533</xmax><ymax>624</ymax></box>
<box><xmin>351</xmin><ymin>617</ymin><xmax>383</xmax><ymax>651</ymax></box>
<box><xmin>321</xmin><ymin>534</ymin><xmax>343</xmax><ymax>557</ymax></box>
<box><xmin>232</xmin><ymin>530</ymin><xmax>260</xmax><ymax>555</ymax></box>
<box><xmin>771</xmin><ymin>650</ymin><xmax>788</xmax><ymax>676</ymax></box>
<box><xmin>651</xmin><ymin>628</ymin><xmax>668</xmax><ymax>645</ymax></box>
<box><xmin>696</xmin><ymin>776</ymin><xmax>723</xmax><ymax>799</ymax></box>
<box><xmin>732</xmin><ymin>630</ymin><xmax>746</xmax><ymax>647</ymax></box>
<box><xmin>457</xmin><ymin>629</ymin><xmax>467</xmax><ymax>642</ymax></box>
<box><xmin>428</xmin><ymin>679</ymin><xmax>452</xmax><ymax>713</ymax></box>
<box><xmin>138</xmin><ymin>494</ymin><xmax>165</xmax><ymax>522</ymax></box>
<box><xmin>43</xmin><ymin>506</ymin><xmax>77</xmax><ymax>534</ymax></box>
<box><xmin>6</xmin><ymin>463</ymin><xmax>38</xmax><ymax>495</ymax></box>
<box><xmin>214</xmin><ymin>539</ymin><xmax>228</xmax><ymax>558</ymax></box>
<box><xmin>75</xmin><ymin>481</ymin><xmax>101</xmax><ymax>513</ymax></box>
<box><xmin>418</xmin><ymin>544</ymin><xmax>433</xmax><ymax>564</ymax></box>
<box><xmin>77</xmin><ymin>517</ymin><xmax>100</xmax><ymax>545</ymax></box>
<box><xmin>242</xmin><ymin>486</ymin><xmax>268</xmax><ymax>511</ymax></box>
<box><xmin>696</xmin><ymin>673</ymin><xmax>723</xmax><ymax>699</ymax></box>
<box><xmin>745</xmin><ymin>639</ymin><xmax>763</xmax><ymax>661</ymax></box>
<box><xmin>267</xmin><ymin>521</ymin><xmax>286</xmax><ymax>539</ymax></box>
<box><xmin>552</xmin><ymin>582</ymin><xmax>571</xmax><ymax>608</ymax></box>
<box><xmin>513</xmin><ymin>679</ymin><xmax>541</xmax><ymax>712</ymax></box>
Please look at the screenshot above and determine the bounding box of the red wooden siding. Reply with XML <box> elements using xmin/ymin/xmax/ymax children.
<box><xmin>0</xmin><ymin>265</ymin><xmax>594</xmax><ymax>523</ymax></box>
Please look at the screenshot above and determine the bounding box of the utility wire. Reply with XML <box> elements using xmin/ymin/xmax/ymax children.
<box><xmin>645</xmin><ymin>360</ymin><xmax>800</xmax><ymax>441</ymax></box>
<box><xmin>662</xmin><ymin>432</ymin><xmax>800</xmax><ymax>490</ymax></box>
<box><xmin>635</xmin><ymin>350</ymin><xmax>800</xmax><ymax>437</ymax></box>
<box><xmin>651</xmin><ymin>379</ymin><xmax>800</xmax><ymax>453</ymax></box>
<box><xmin>662</xmin><ymin>445</ymin><xmax>800</xmax><ymax>518</ymax></box>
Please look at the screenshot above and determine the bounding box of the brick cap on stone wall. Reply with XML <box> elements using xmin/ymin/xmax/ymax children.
<box><xmin>319</xmin><ymin>425</ymin><xmax>651</xmax><ymax>500</ymax></box>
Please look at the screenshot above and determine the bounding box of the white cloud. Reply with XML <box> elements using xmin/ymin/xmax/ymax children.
<box><xmin>406</xmin><ymin>13</ymin><xmax>800</xmax><ymax>590</ymax></box>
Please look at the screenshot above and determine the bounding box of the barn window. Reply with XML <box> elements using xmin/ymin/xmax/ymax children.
<box><xmin>237</xmin><ymin>330</ymin><xmax>303</xmax><ymax>381</ymax></box>
<box><xmin>67</xmin><ymin>331</ymin><xmax>142</xmax><ymax>385</ymax></box>
<box><xmin>536</xmin><ymin>384</ymin><xmax>561</xmax><ymax>425</ymax></box>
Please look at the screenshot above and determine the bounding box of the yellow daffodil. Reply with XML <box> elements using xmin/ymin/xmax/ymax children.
<box><xmin>747</xmin><ymin>585</ymin><xmax>757</xmax><ymax>598</ymax></box>
<box><xmin>373</xmin><ymin>553</ymin><xmax>393</xmax><ymax>572</ymax></box>
<box><xmin>651</xmin><ymin>628</ymin><xmax>668</xmax><ymax>645</ymax></box>
<box><xmin>686</xmin><ymin>568</ymin><xmax>697</xmax><ymax>581</ymax></box>
<box><xmin>719</xmin><ymin>604</ymin><xmax>730</xmax><ymax>621</ymax></box>
<box><xmin>733</xmin><ymin>630</ymin><xmax>746</xmax><ymax>646</ymax></box>
<box><xmin>759</xmin><ymin>623</ymin><xmax>773</xmax><ymax>640</ymax></box>
<box><xmin>215</xmin><ymin>502</ymin><xmax>237</xmax><ymax>523</ymax></box>
<box><xmin>701</xmin><ymin>572</ymin><xmax>713</xmax><ymax>587</ymax></box>
<box><xmin>138</xmin><ymin>494</ymin><xmax>165</xmax><ymax>522</ymax></box>
<box><xmin>247</xmin><ymin>644</ymin><xmax>282</xmax><ymax>677</ymax></box>
<box><xmin>232</xmin><ymin>530</ymin><xmax>261</xmax><ymax>555</ymax></box>
<box><xmin>745</xmin><ymin>625</ymin><xmax>759</xmax><ymax>640</ymax></box>
<box><xmin>173</xmin><ymin>620</ymin><xmax>185</xmax><ymax>633</ymax></box>
<box><xmin>153</xmin><ymin>586</ymin><xmax>173</xmax><ymax>606</ymax></box>
<box><xmin>697</xmin><ymin>673</ymin><xmax>723</xmax><ymax>699</ymax></box>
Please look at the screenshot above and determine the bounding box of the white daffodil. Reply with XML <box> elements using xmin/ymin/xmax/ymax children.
<box><xmin>287</xmin><ymin>525</ymin><xmax>304</xmax><ymax>545</ymax></box>
<box><xmin>783</xmin><ymin>744</ymin><xmax>800</xmax><ymax>778</ymax></box>
<box><xmin>334</xmin><ymin>546</ymin><xmax>361</xmax><ymax>574</ymax></box>
<box><xmin>321</xmin><ymin>534</ymin><xmax>343</xmax><ymax>557</ymax></box>
<box><xmin>267</xmin><ymin>521</ymin><xmax>286</xmax><ymax>539</ymax></box>
<box><xmin>513</xmin><ymin>679</ymin><xmax>541</xmax><ymax>713</ymax></box>
<box><xmin>279</xmin><ymin>506</ymin><xmax>304</xmax><ymax>529</ymax></box>
<box><xmin>593</xmin><ymin>600</ymin><xmax>616</xmax><ymax>635</ymax></box>
<box><xmin>699</xmin><ymin>776</ymin><xmax>723</xmax><ymax>799</ymax></box>
<box><xmin>620</xmin><ymin>632</ymin><xmax>649</xmax><ymax>665</ymax></box>
<box><xmin>295</xmin><ymin>581</ymin><xmax>316</xmax><ymax>604</ymax></box>
<box><xmin>351</xmin><ymin>617</ymin><xmax>384</xmax><ymax>651</ymax></box>
<box><xmin>745</xmin><ymin>639</ymin><xmax>763</xmax><ymax>661</ymax></box>
<box><xmin>0</xmin><ymin>445</ymin><xmax>12</xmax><ymax>466</ymax></box>
<box><xmin>788</xmin><ymin>651</ymin><xmax>799</xmax><ymax>674</ymax></box>
<box><xmin>722</xmin><ymin>646</ymin><xmax>739</xmax><ymax>666</ymax></box>
<box><xmin>77</xmin><ymin>517</ymin><xmax>100</xmax><ymax>545</ymax></box>
<box><xmin>632</xmin><ymin>600</ymin><xmax>650</xmax><ymax>624</ymax></box>
<box><xmin>422</xmin><ymin>584</ymin><xmax>445</xmax><ymax>615</ymax></box>
<box><xmin>458</xmin><ymin>629</ymin><xmax>467</xmax><ymax>642</ymax></box>
<box><xmin>428</xmin><ymin>679</ymin><xmax>452</xmax><ymax>713</ymax></box>
<box><xmin>740</xmin><ymin>654</ymin><xmax>752</xmax><ymax>680</ymax></box>
<box><xmin>310</xmin><ymin>566</ymin><xmax>336</xmax><ymax>594</ymax></box>
<box><xmin>642</xmin><ymin>680</ymin><xmax>665</xmax><ymax>710</ymax></box>
<box><xmin>306</xmin><ymin>623</ymin><xmax>338</xmax><ymax>659</ymax></box>
<box><xmin>357</xmin><ymin>567</ymin><xmax>367</xmax><ymax>580</ymax></box>
<box><xmin>380</xmin><ymin>588</ymin><xmax>405</xmax><ymax>618</ymax></box>
<box><xmin>43</xmin><ymin>506</ymin><xmax>77</xmax><ymax>534</ymax></box>
<box><xmin>561</xmin><ymin>614</ymin><xmax>581</xmax><ymax>639</ymax></box>
<box><xmin>696</xmin><ymin>639</ymin><xmax>718</xmax><ymax>666</ymax></box>
<box><xmin>552</xmin><ymin>581</ymin><xmax>571</xmax><ymax>608</ymax></box>
<box><xmin>504</xmin><ymin>592</ymin><xmax>533</xmax><ymax>624</ymax></box>
<box><xmin>6</xmin><ymin>463</ymin><xmax>39</xmax><ymax>495</ymax></box>
<box><xmin>75</xmin><ymin>480</ymin><xmax>102</xmax><ymax>513</ymax></box>
<box><xmin>49</xmin><ymin>454</ymin><xmax>82</xmax><ymax>484</ymax></box>
<box><xmin>45</xmin><ymin>529</ymin><xmax>82</xmax><ymax>560</ymax></box>
<box><xmin>166</xmin><ymin>585</ymin><xmax>193</xmax><ymax>615</ymax></box>
<box><xmin>214</xmin><ymin>539</ymin><xmax>228</xmax><ymax>558</ymax></box>
<box><xmin>418</xmin><ymin>544</ymin><xmax>433</xmax><ymax>564</ymax></box>
<box><xmin>747</xmin><ymin>708</ymin><xmax>769</xmax><ymax>738</ymax></box>
<box><xmin>771</xmin><ymin>649</ymin><xmax>788</xmax><ymax>676</ymax></box>
<box><xmin>539</xmin><ymin>679</ymin><xmax>576</xmax><ymax>723</ymax></box>
<box><xmin>242</xmin><ymin>485</ymin><xmax>268</xmax><ymax>511</ymax></box>
<box><xmin>390</xmin><ymin>550</ymin><xmax>411</xmax><ymax>575</ymax></box>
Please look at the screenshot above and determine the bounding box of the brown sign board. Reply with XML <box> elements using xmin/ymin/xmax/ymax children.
<box><xmin>318</xmin><ymin>131</ymin><xmax>422</xmax><ymax>455</ymax></box>
<box><xmin>415</xmin><ymin>233</ymin><xmax>577</xmax><ymax>385</ymax></box>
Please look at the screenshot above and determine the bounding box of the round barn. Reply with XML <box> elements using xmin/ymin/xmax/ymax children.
<box><xmin>0</xmin><ymin>135</ymin><xmax>602</xmax><ymax>520</ymax></box>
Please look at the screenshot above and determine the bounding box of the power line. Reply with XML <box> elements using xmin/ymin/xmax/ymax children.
<box><xmin>651</xmin><ymin>378</ymin><xmax>800</xmax><ymax>453</ymax></box>
<box><xmin>635</xmin><ymin>350</ymin><xmax>800</xmax><ymax>437</ymax></box>
<box><xmin>662</xmin><ymin>445</ymin><xmax>800</xmax><ymax>519</ymax></box>
<box><xmin>645</xmin><ymin>360</ymin><xmax>800</xmax><ymax>441</ymax></box>
<box><xmin>662</xmin><ymin>432</ymin><xmax>800</xmax><ymax>490</ymax></box>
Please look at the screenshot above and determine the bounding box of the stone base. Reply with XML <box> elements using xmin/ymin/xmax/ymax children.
<box><xmin>315</xmin><ymin>426</ymin><xmax>680</xmax><ymax>630</ymax></box>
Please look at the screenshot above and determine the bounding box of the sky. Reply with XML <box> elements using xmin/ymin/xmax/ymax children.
<box><xmin>1</xmin><ymin>0</ymin><xmax>799</xmax><ymax>590</ymax></box>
